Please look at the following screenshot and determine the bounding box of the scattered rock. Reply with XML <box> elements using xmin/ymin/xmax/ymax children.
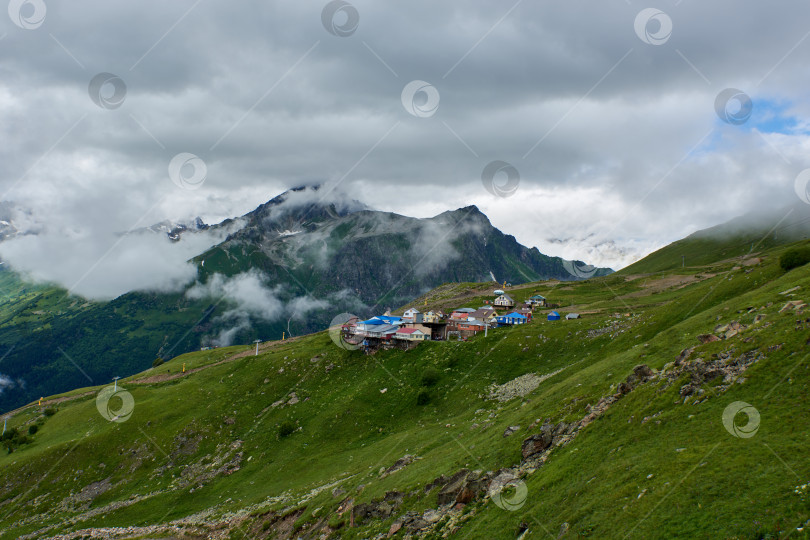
<box><xmin>72</xmin><ymin>477</ymin><xmax>112</xmax><ymax>504</ymax></box>
<box><xmin>380</xmin><ymin>455</ymin><xmax>418</xmax><ymax>478</ymax></box>
<box><xmin>675</xmin><ymin>347</ymin><xmax>694</xmax><ymax>366</ymax></box>
<box><xmin>780</xmin><ymin>301</ymin><xmax>807</xmax><ymax>313</ymax></box>
<box><xmin>633</xmin><ymin>364</ymin><xmax>653</xmax><ymax>379</ymax></box>
<box><xmin>437</xmin><ymin>469</ymin><xmax>470</xmax><ymax>506</ymax></box>
<box><xmin>487</xmin><ymin>468</ymin><xmax>518</xmax><ymax>497</ymax></box>
<box><xmin>617</xmin><ymin>381</ymin><xmax>633</xmax><ymax>395</ymax></box>
<box><xmin>424</xmin><ymin>475</ymin><xmax>448</xmax><ymax>494</ymax></box>
<box><xmin>388</xmin><ymin>521</ymin><xmax>402</xmax><ymax>537</ymax></box>
<box><xmin>486</xmin><ymin>369</ymin><xmax>564</xmax><ymax>402</ymax></box>
<box><xmin>503</xmin><ymin>426</ymin><xmax>521</xmax><ymax>437</ymax></box>
<box><xmin>521</xmin><ymin>424</ymin><xmax>553</xmax><ymax>459</ymax></box>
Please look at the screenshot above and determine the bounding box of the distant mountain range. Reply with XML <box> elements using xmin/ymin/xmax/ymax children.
<box><xmin>192</xmin><ymin>185</ymin><xmax>612</xmax><ymax>309</ymax></box>
<box><xmin>0</xmin><ymin>186</ymin><xmax>611</xmax><ymax>412</ymax></box>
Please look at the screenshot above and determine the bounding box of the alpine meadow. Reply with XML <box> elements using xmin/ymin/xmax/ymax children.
<box><xmin>2</xmin><ymin>2</ymin><xmax>810</xmax><ymax>539</ymax></box>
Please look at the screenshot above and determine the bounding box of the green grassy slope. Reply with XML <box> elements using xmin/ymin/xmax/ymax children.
<box><xmin>621</xmin><ymin>203</ymin><xmax>810</xmax><ymax>275</ymax></box>
<box><xmin>1</xmin><ymin>239</ymin><xmax>809</xmax><ymax>539</ymax></box>
<box><xmin>0</xmin><ymin>267</ymin><xmax>243</xmax><ymax>413</ymax></box>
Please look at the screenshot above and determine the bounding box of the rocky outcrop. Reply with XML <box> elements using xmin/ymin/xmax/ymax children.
<box><xmin>368</xmin><ymin>347</ymin><xmax>766</xmax><ymax>538</ymax></box>
<box><xmin>518</xmin><ymin>345</ymin><xmax>763</xmax><ymax>470</ymax></box>
<box><xmin>379</xmin><ymin>454</ymin><xmax>418</xmax><ymax>479</ymax></box>
<box><xmin>353</xmin><ymin>491</ymin><xmax>403</xmax><ymax>522</ymax></box>
<box><xmin>779</xmin><ymin>300</ymin><xmax>806</xmax><ymax>313</ymax></box>
<box><xmin>437</xmin><ymin>469</ymin><xmax>473</xmax><ymax>505</ymax></box>
<box><xmin>662</xmin><ymin>349</ymin><xmax>764</xmax><ymax>401</ymax></box>
<box><xmin>521</xmin><ymin>424</ymin><xmax>553</xmax><ymax>459</ymax></box>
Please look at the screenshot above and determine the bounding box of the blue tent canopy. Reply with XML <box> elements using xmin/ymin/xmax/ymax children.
<box><xmin>547</xmin><ymin>311</ymin><xmax>560</xmax><ymax>321</ymax></box>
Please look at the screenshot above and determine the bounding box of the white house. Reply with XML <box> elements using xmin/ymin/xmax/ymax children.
<box><xmin>494</xmin><ymin>294</ymin><xmax>515</xmax><ymax>308</ymax></box>
<box><xmin>403</xmin><ymin>308</ymin><xmax>423</xmax><ymax>323</ymax></box>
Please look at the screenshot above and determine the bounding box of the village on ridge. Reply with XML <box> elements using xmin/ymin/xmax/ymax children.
<box><xmin>342</xmin><ymin>290</ymin><xmax>584</xmax><ymax>352</ymax></box>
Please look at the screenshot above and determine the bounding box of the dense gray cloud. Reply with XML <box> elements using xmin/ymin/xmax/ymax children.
<box><xmin>0</xmin><ymin>224</ymin><xmax>233</xmax><ymax>298</ymax></box>
<box><xmin>1</xmin><ymin>0</ymin><xmax>809</xmax><ymax>293</ymax></box>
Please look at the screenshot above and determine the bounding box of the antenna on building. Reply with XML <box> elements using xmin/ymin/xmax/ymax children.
<box><xmin>112</xmin><ymin>376</ymin><xmax>121</xmax><ymax>391</ymax></box>
<box><xmin>253</xmin><ymin>339</ymin><xmax>262</xmax><ymax>356</ymax></box>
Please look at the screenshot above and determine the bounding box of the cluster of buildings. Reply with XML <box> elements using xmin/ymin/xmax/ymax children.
<box><xmin>342</xmin><ymin>291</ymin><xmax>579</xmax><ymax>351</ymax></box>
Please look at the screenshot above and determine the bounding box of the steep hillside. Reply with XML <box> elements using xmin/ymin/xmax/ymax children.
<box><xmin>0</xmin><ymin>187</ymin><xmax>609</xmax><ymax>413</ymax></box>
<box><xmin>1</xmin><ymin>236</ymin><xmax>808</xmax><ymax>539</ymax></box>
<box><xmin>622</xmin><ymin>202</ymin><xmax>810</xmax><ymax>274</ymax></box>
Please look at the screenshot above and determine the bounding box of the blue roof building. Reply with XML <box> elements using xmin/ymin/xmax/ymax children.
<box><xmin>495</xmin><ymin>312</ymin><xmax>528</xmax><ymax>326</ymax></box>
<box><xmin>547</xmin><ymin>311</ymin><xmax>560</xmax><ymax>321</ymax></box>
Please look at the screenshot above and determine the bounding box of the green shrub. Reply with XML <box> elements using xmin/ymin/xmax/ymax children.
<box><xmin>43</xmin><ymin>408</ymin><xmax>57</xmax><ymax>417</ymax></box>
<box><xmin>420</xmin><ymin>367</ymin><xmax>440</xmax><ymax>387</ymax></box>
<box><xmin>780</xmin><ymin>247</ymin><xmax>810</xmax><ymax>271</ymax></box>
<box><xmin>152</xmin><ymin>357</ymin><xmax>165</xmax><ymax>368</ymax></box>
<box><xmin>27</xmin><ymin>425</ymin><xmax>38</xmax><ymax>435</ymax></box>
<box><xmin>416</xmin><ymin>390</ymin><xmax>431</xmax><ymax>406</ymax></box>
<box><xmin>278</xmin><ymin>421</ymin><xmax>296</xmax><ymax>438</ymax></box>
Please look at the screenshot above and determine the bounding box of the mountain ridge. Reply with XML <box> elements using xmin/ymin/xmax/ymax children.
<box><xmin>0</xmin><ymin>187</ymin><xmax>610</xmax><ymax>413</ymax></box>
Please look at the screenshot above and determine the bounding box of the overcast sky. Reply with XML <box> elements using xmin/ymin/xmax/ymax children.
<box><xmin>1</xmin><ymin>1</ymin><xmax>810</xmax><ymax>297</ymax></box>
